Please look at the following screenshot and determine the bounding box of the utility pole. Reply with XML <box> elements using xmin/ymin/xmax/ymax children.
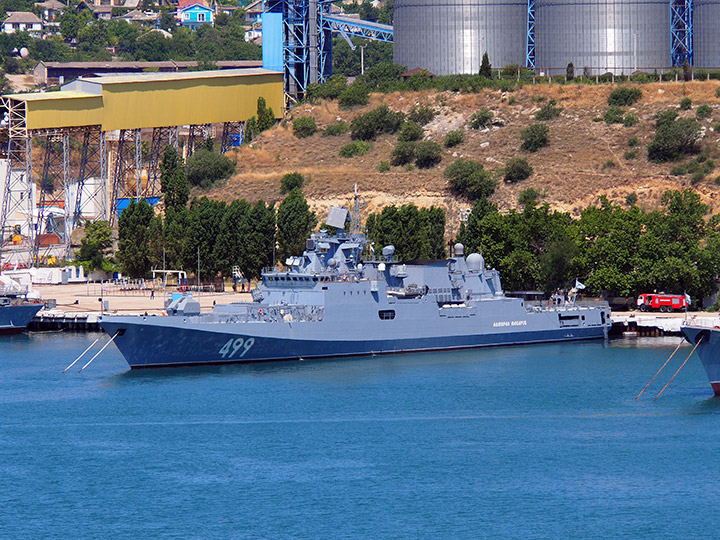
<box><xmin>197</xmin><ymin>245</ymin><xmax>200</xmax><ymax>292</ymax></box>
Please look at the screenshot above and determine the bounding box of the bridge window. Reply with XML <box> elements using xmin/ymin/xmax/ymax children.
<box><xmin>378</xmin><ymin>310</ymin><xmax>396</xmax><ymax>320</ymax></box>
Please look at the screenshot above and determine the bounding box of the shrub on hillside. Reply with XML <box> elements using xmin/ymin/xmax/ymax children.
<box><xmin>323</xmin><ymin>121</ymin><xmax>348</xmax><ymax>136</ymax></box>
<box><xmin>444</xmin><ymin>158</ymin><xmax>497</xmax><ymax>200</ymax></box>
<box><xmin>414</xmin><ymin>141</ymin><xmax>442</xmax><ymax>168</ymax></box>
<box><xmin>304</xmin><ymin>74</ymin><xmax>347</xmax><ymax>103</ymax></box>
<box><xmin>378</xmin><ymin>160</ymin><xmax>390</xmax><ymax>172</ymax></box>
<box><xmin>604</xmin><ymin>106</ymin><xmax>624</xmax><ymax>124</ymax></box>
<box><xmin>647</xmin><ymin>117</ymin><xmax>702</xmax><ymax>162</ymax></box>
<box><xmin>338</xmin><ymin>81</ymin><xmax>370</xmax><ymax>108</ymax></box>
<box><xmin>185</xmin><ymin>149</ymin><xmax>234</xmax><ymax>189</ymax></box>
<box><xmin>292</xmin><ymin>116</ymin><xmax>317</xmax><ymax>138</ymax></box>
<box><xmin>518</xmin><ymin>187</ymin><xmax>541</xmax><ymax>206</ymax></box>
<box><xmin>397</xmin><ymin>121</ymin><xmax>423</xmax><ymax>142</ymax></box>
<box><xmin>520</xmin><ymin>123</ymin><xmax>549</xmax><ymax>152</ymax></box>
<box><xmin>628</xmin><ymin>136</ymin><xmax>640</xmax><ymax>147</ymax></box>
<box><xmin>350</xmin><ymin>106</ymin><xmax>405</xmax><ymax>141</ymax></box>
<box><xmin>697</xmin><ymin>104</ymin><xmax>713</xmax><ymax>119</ymax></box>
<box><xmin>281</xmin><ymin>172</ymin><xmax>304</xmax><ymax>193</ymax></box>
<box><xmin>340</xmin><ymin>141</ymin><xmax>371</xmax><ymax>157</ymax></box>
<box><xmin>608</xmin><ymin>87</ymin><xmax>642</xmax><ymax>106</ymax></box>
<box><xmin>679</xmin><ymin>97</ymin><xmax>692</xmax><ymax>110</ymax></box>
<box><xmin>390</xmin><ymin>141</ymin><xmax>416</xmax><ymax>165</ymax></box>
<box><xmin>535</xmin><ymin>99</ymin><xmax>562</xmax><ymax>121</ymax></box>
<box><xmin>655</xmin><ymin>109</ymin><xmax>679</xmax><ymax>127</ymax></box>
<box><xmin>469</xmin><ymin>108</ymin><xmax>493</xmax><ymax>129</ymax></box>
<box><xmin>504</xmin><ymin>157</ymin><xmax>533</xmax><ymax>183</ymax></box>
<box><xmin>444</xmin><ymin>130</ymin><xmax>465</xmax><ymax>148</ymax></box>
<box><xmin>407</xmin><ymin>104</ymin><xmax>437</xmax><ymax>125</ymax></box>
<box><xmin>623</xmin><ymin>112</ymin><xmax>639</xmax><ymax>127</ymax></box>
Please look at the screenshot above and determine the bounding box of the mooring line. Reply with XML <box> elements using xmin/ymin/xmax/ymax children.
<box><xmin>63</xmin><ymin>336</ymin><xmax>102</xmax><ymax>373</ymax></box>
<box><xmin>634</xmin><ymin>341</ymin><xmax>683</xmax><ymax>400</ymax></box>
<box><xmin>80</xmin><ymin>332</ymin><xmax>120</xmax><ymax>372</ymax></box>
<box><xmin>654</xmin><ymin>337</ymin><xmax>703</xmax><ymax>401</ymax></box>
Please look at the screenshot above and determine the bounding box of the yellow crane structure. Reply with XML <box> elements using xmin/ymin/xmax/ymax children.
<box><xmin>0</xmin><ymin>68</ymin><xmax>283</xmax><ymax>267</ymax></box>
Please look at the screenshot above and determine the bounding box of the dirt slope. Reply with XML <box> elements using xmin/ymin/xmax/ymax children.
<box><xmin>205</xmin><ymin>81</ymin><xmax>720</xmax><ymax>232</ymax></box>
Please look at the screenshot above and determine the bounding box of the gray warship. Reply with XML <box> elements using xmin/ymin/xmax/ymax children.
<box><xmin>100</xmin><ymin>197</ymin><xmax>611</xmax><ymax>369</ymax></box>
<box><xmin>0</xmin><ymin>276</ymin><xmax>43</xmax><ymax>333</ymax></box>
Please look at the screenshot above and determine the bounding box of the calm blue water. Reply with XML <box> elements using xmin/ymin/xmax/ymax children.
<box><xmin>1</xmin><ymin>332</ymin><xmax>719</xmax><ymax>539</ymax></box>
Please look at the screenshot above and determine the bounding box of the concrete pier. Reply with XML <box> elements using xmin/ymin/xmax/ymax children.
<box><xmin>610</xmin><ymin>312</ymin><xmax>720</xmax><ymax>336</ymax></box>
<box><xmin>27</xmin><ymin>283</ymin><xmax>251</xmax><ymax>331</ymax></box>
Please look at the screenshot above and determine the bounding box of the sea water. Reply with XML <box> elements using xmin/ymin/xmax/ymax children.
<box><xmin>1</xmin><ymin>332</ymin><xmax>719</xmax><ymax>539</ymax></box>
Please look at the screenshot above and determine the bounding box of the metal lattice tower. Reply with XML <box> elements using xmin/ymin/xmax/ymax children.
<box><xmin>0</xmin><ymin>98</ymin><xmax>33</xmax><ymax>267</ymax></box>
<box><xmin>31</xmin><ymin>132</ymin><xmax>69</xmax><ymax>265</ymax></box>
<box><xmin>220</xmin><ymin>121</ymin><xmax>246</xmax><ymax>153</ymax></box>
<box><xmin>526</xmin><ymin>0</ymin><xmax>536</xmax><ymax>69</ymax></box>
<box><xmin>146</xmin><ymin>126</ymin><xmax>179</xmax><ymax>199</ymax></box>
<box><xmin>72</xmin><ymin>128</ymin><xmax>108</xmax><ymax>235</ymax></box>
<box><xmin>671</xmin><ymin>0</ymin><xmax>693</xmax><ymax>67</ymax></box>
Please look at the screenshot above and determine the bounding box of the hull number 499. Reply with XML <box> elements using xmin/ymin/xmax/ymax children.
<box><xmin>219</xmin><ymin>337</ymin><xmax>255</xmax><ymax>359</ymax></box>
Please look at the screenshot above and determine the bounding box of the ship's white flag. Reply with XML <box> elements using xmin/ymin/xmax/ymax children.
<box><xmin>575</xmin><ymin>279</ymin><xmax>586</xmax><ymax>290</ymax></box>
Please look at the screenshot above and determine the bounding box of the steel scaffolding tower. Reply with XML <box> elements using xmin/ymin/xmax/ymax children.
<box><xmin>220</xmin><ymin>121</ymin><xmax>246</xmax><ymax>153</ymax></box>
<box><xmin>72</xmin><ymin>128</ymin><xmax>107</xmax><ymax>236</ymax></box>
<box><xmin>526</xmin><ymin>0</ymin><xmax>536</xmax><ymax>69</ymax></box>
<box><xmin>31</xmin><ymin>132</ymin><xmax>69</xmax><ymax>265</ymax></box>
<box><xmin>0</xmin><ymin>97</ymin><xmax>33</xmax><ymax>267</ymax></box>
<box><xmin>267</xmin><ymin>0</ymin><xmax>393</xmax><ymax>99</ymax></box>
<box><xmin>671</xmin><ymin>0</ymin><xmax>693</xmax><ymax>67</ymax></box>
<box><xmin>146</xmin><ymin>126</ymin><xmax>178</xmax><ymax>198</ymax></box>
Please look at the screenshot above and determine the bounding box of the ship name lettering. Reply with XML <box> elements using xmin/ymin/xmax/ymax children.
<box><xmin>493</xmin><ymin>320</ymin><xmax>527</xmax><ymax>327</ymax></box>
<box><xmin>219</xmin><ymin>337</ymin><xmax>255</xmax><ymax>359</ymax></box>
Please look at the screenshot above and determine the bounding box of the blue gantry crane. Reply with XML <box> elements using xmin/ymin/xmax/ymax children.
<box><xmin>263</xmin><ymin>0</ymin><xmax>393</xmax><ymax>100</ymax></box>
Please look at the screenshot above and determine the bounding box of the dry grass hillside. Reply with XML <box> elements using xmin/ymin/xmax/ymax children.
<box><xmin>205</xmin><ymin>81</ymin><xmax>720</xmax><ymax>232</ymax></box>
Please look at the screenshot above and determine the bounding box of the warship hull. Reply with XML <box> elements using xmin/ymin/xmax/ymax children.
<box><xmin>681</xmin><ymin>325</ymin><xmax>720</xmax><ymax>395</ymax></box>
<box><xmin>0</xmin><ymin>303</ymin><xmax>43</xmax><ymax>333</ymax></box>
<box><xmin>101</xmin><ymin>302</ymin><xmax>609</xmax><ymax>368</ymax></box>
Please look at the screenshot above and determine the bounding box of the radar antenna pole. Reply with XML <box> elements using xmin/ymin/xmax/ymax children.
<box><xmin>350</xmin><ymin>184</ymin><xmax>365</xmax><ymax>235</ymax></box>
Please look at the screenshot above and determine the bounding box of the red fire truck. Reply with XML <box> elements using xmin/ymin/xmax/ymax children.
<box><xmin>636</xmin><ymin>293</ymin><xmax>690</xmax><ymax>312</ymax></box>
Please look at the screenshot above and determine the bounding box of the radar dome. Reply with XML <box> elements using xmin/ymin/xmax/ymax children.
<box><xmin>454</xmin><ymin>243</ymin><xmax>464</xmax><ymax>256</ymax></box>
<box><xmin>382</xmin><ymin>245</ymin><xmax>395</xmax><ymax>260</ymax></box>
<box><xmin>19</xmin><ymin>47</ymin><xmax>28</xmax><ymax>58</ymax></box>
<box><xmin>327</xmin><ymin>258</ymin><xmax>337</xmax><ymax>268</ymax></box>
<box><xmin>466</xmin><ymin>253</ymin><xmax>484</xmax><ymax>272</ymax></box>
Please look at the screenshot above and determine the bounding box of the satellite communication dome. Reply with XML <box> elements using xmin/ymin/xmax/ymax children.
<box><xmin>466</xmin><ymin>253</ymin><xmax>485</xmax><ymax>272</ymax></box>
<box><xmin>19</xmin><ymin>48</ymin><xmax>29</xmax><ymax>58</ymax></box>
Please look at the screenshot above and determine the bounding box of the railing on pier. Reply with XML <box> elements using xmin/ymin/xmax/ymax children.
<box><xmin>525</xmin><ymin>300</ymin><xmax>610</xmax><ymax>313</ymax></box>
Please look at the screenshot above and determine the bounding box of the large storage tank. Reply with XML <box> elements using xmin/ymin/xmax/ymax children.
<box><xmin>393</xmin><ymin>0</ymin><xmax>527</xmax><ymax>76</ymax></box>
<box><xmin>535</xmin><ymin>0</ymin><xmax>670</xmax><ymax>75</ymax></box>
<box><xmin>694</xmin><ymin>0</ymin><xmax>720</xmax><ymax>68</ymax></box>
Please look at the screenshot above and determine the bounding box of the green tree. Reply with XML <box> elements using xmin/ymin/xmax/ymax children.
<box><xmin>182</xmin><ymin>197</ymin><xmax>227</xmax><ymax>279</ymax></box>
<box><xmin>280</xmin><ymin>172</ymin><xmax>304</xmax><ymax>194</ymax></box>
<box><xmin>479</xmin><ymin>51</ymin><xmax>492</xmax><ymax>78</ymax></box>
<box><xmin>135</xmin><ymin>31</ymin><xmax>170</xmax><ymax>61</ymax></box>
<box><xmin>213</xmin><ymin>198</ymin><xmax>251</xmax><ymax>277</ymax></box>
<box><xmin>276</xmin><ymin>188</ymin><xmax>317</xmax><ymax>263</ymax></box>
<box><xmin>242</xmin><ymin>200</ymin><xmax>276</xmax><ymax>279</ymax></box>
<box><xmin>160</xmin><ymin>145</ymin><xmax>189</xmax><ymax>212</ymax></box>
<box><xmin>256</xmin><ymin>97</ymin><xmax>276</xmax><ymax>132</ymax></box>
<box><xmin>77</xmin><ymin>220</ymin><xmax>112</xmax><ymax>271</ymax></box>
<box><xmin>185</xmin><ymin>149</ymin><xmax>235</xmax><ymax>189</ymax></box>
<box><xmin>117</xmin><ymin>199</ymin><xmax>157</xmax><ymax>278</ymax></box>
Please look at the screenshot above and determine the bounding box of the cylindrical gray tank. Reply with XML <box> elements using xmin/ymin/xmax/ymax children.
<box><xmin>535</xmin><ymin>0</ymin><xmax>670</xmax><ymax>75</ymax></box>
<box><xmin>393</xmin><ymin>0</ymin><xmax>527</xmax><ymax>76</ymax></box>
<box><xmin>694</xmin><ymin>0</ymin><xmax>720</xmax><ymax>68</ymax></box>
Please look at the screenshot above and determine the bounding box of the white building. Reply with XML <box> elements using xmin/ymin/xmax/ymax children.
<box><xmin>2</xmin><ymin>12</ymin><xmax>43</xmax><ymax>36</ymax></box>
